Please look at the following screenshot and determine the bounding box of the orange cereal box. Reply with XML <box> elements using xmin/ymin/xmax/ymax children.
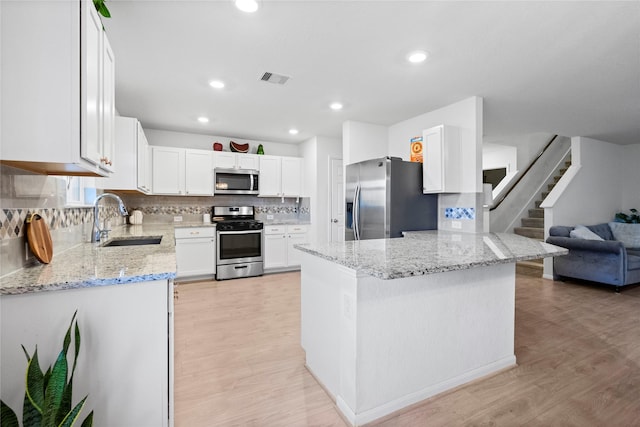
<box><xmin>410</xmin><ymin>136</ymin><xmax>423</xmax><ymax>163</ymax></box>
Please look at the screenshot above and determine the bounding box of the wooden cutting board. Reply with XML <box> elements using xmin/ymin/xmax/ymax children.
<box><xmin>26</xmin><ymin>213</ymin><xmax>53</xmax><ymax>264</ymax></box>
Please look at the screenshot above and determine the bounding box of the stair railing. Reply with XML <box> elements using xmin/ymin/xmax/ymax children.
<box><xmin>489</xmin><ymin>135</ymin><xmax>559</xmax><ymax>211</ymax></box>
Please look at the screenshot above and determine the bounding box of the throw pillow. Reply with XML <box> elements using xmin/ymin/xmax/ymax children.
<box><xmin>570</xmin><ymin>225</ymin><xmax>604</xmax><ymax>241</ymax></box>
<box><xmin>608</xmin><ymin>222</ymin><xmax>640</xmax><ymax>249</ymax></box>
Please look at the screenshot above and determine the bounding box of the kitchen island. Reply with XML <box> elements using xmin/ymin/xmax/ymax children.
<box><xmin>0</xmin><ymin>223</ymin><xmax>181</xmax><ymax>427</ymax></box>
<box><xmin>296</xmin><ymin>230</ymin><xmax>567</xmax><ymax>426</ymax></box>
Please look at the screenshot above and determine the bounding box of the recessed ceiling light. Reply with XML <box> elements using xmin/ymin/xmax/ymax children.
<box><xmin>197</xmin><ymin>117</ymin><xmax>210</xmax><ymax>124</ymax></box>
<box><xmin>235</xmin><ymin>0</ymin><xmax>259</xmax><ymax>13</ymax></box>
<box><xmin>407</xmin><ymin>50</ymin><xmax>429</xmax><ymax>64</ymax></box>
<box><xmin>330</xmin><ymin>102</ymin><xmax>343</xmax><ymax>111</ymax></box>
<box><xmin>209</xmin><ymin>80</ymin><xmax>225</xmax><ymax>89</ymax></box>
<box><xmin>289</xmin><ymin>129</ymin><xmax>299</xmax><ymax>135</ymax></box>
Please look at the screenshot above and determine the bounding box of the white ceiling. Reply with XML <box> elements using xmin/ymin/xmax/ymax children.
<box><xmin>104</xmin><ymin>1</ymin><xmax>640</xmax><ymax>145</ymax></box>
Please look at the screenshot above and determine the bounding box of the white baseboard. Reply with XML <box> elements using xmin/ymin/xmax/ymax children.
<box><xmin>336</xmin><ymin>355</ymin><xmax>517</xmax><ymax>426</ymax></box>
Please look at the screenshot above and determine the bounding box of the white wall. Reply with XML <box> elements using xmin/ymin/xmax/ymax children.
<box><xmin>482</xmin><ymin>143</ymin><xmax>517</xmax><ymax>173</ymax></box>
<box><xmin>144</xmin><ymin>128</ymin><xmax>300</xmax><ymax>157</ymax></box>
<box><xmin>544</xmin><ymin>137</ymin><xmax>626</xmax><ymax>228</ymax></box>
<box><xmin>342</xmin><ymin>121</ymin><xmax>387</xmax><ymax>166</ymax></box>
<box><xmin>484</xmin><ymin>132</ymin><xmax>554</xmax><ymax>171</ymax></box>
<box><xmin>622</xmin><ymin>144</ymin><xmax>640</xmax><ymax>210</ymax></box>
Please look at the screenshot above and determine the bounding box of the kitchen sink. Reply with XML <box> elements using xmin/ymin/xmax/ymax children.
<box><xmin>101</xmin><ymin>236</ymin><xmax>162</xmax><ymax>247</ymax></box>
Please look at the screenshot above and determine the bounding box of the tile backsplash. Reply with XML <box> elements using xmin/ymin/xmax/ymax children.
<box><xmin>118</xmin><ymin>193</ymin><xmax>310</xmax><ymax>223</ymax></box>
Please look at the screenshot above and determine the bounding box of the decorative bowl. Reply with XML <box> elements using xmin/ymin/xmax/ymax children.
<box><xmin>230</xmin><ymin>141</ymin><xmax>249</xmax><ymax>153</ymax></box>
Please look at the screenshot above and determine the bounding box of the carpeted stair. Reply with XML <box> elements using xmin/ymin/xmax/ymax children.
<box><xmin>515</xmin><ymin>159</ymin><xmax>570</xmax><ymax>276</ymax></box>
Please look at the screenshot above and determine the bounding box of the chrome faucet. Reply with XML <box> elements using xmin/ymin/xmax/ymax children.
<box><xmin>92</xmin><ymin>193</ymin><xmax>129</xmax><ymax>242</ymax></box>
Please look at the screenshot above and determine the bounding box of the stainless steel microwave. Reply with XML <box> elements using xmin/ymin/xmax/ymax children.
<box><xmin>214</xmin><ymin>168</ymin><xmax>259</xmax><ymax>195</ymax></box>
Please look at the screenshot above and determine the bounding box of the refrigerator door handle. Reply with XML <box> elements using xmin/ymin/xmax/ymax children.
<box><xmin>354</xmin><ymin>185</ymin><xmax>361</xmax><ymax>240</ymax></box>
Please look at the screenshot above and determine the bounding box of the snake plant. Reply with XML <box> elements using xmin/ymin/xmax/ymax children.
<box><xmin>0</xmin><ymin>311</ymin><xmax>93</xmax><ymax>427</ymax></box>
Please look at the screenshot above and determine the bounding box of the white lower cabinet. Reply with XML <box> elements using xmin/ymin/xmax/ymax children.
<box><xmin>286</xmin><ymin>225</ymin><xmax>308</xmax><ymax>267</ymax></box>
<box><xmin>264</xmin><ymin>224</ymin><xmax>309</xmax><ymax>271</ymax></box>
<box><xmin>0</xmin><ymin>280</ymin><xmax>172</xmax><ymax>427</ymax></box>
<box><xmin>175</xmin><ymin>227</ymin><xmax>216</xmax><ymax>279</ymax></box>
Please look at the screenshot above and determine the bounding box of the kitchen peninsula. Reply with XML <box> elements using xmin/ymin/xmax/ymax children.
<box><xmin>0</xmin><ymin>223</ymin><xmax>182</xmax><ymax>427</ymax></box>
<box><xmin>297</xmin><ymin>230</ymin><xmax>567</xmax><ymax>426</ymax></box>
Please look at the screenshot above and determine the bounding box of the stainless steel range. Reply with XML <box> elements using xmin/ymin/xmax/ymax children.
<box><xmin>213</xmin><ymin>206</ymin><xmax>264</xmax><ymax>280</ymax></box>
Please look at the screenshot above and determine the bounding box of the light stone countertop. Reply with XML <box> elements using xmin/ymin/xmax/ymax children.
<box><xmin>294</xmin><ymin>230</ymin><xmax>568</xmax><ymax>280</ymax></box>
<box><xmin>0</xmin><ymin>223</ymin><xmax>181</xmax><ymax>295</ymax></box>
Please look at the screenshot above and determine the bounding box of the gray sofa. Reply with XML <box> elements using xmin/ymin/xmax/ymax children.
<box><xmin>546</xmin><ymin>223</ymin><xmax>640</xmax><ymax>291</ymax></box>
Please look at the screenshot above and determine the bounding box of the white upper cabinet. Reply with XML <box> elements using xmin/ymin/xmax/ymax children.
<box><xmin>237</xmin><ymin>154</ymin><xmax>260</xmax><ymax>170</ymax></box>
<box><xmin>100</xmin><ymin>35</ymin><xmax>116</xmax><ymax>173</ymax></box>
<box><xmin>152</xmin><ymin>147</ymin><xmax>185</xmax><ymax>195</ymax></box>
<box><xmin>258</xmin><ymin>156</ymin><xmax>282</xmax><ymax>197</ymax></box>
<box><xmin>0</xmin><ymin>0</ymin><xmax>115</xmax><ymax>176</ymax></box>
<box><xmin>281</xmin><ymin>157</ymin><xmax>303</xmax><ymax>197</ymax></box>
<box><xmin>152</xmin><ymin>147</ymin><xmax>213</xmax><ymax>196</ymax></box>
<box><xmin>184</xmin><ymin>150</ymin><xmax>214</xmax><ymax>195</ymax></box>
<box><xmin>422</xmin><ymin>125</ymin><xmax>462</xmax><ymax>194</ymax></box>
<box><xmin>81</xmin><ymin>2</ymin><xmax>103</xmax><ymax>169</ymax></box>
<box><xmin>97</xmin><ymin>117</ymin><xmax>150</xmax><ymax>193</ymax></box>
<box><xmin>213</xmin><ymin>152</ymin><xmax>259</xmax><ymax>170</ymax></box>
<box><xmin>137</xmin><ymin>125</ymin><xmax>152</xmax><ymax>194</ymax></box>
<box><xmin>259</xmin><ymin>156</ymin><xmax>302</xmax><ymax>197</ymax></box>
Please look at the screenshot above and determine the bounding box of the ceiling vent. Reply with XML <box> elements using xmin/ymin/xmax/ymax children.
<box><xmin>260</xmin><ymin>72</ymin><xmax>290</xmax><ymax>85</ymax></box>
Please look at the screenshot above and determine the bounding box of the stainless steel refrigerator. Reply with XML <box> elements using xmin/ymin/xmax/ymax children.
<box><xmin>345</xmin><ymin>157</ymin><xmax>438</xmax><ymax>240</ymax></box>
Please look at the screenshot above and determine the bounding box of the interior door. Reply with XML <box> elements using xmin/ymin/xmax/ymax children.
<box><xmin>330</xmin><ymin>158</ymin><xmax>344</xmax><ymax>242</ymax></box>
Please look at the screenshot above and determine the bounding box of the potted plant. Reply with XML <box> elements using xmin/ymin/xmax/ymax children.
<box><xmin>0</xmin><ymin>311</ymin><xmax>93</xmax><ymax>427</ymax></box>
<box><xmin>614</xmin><ymin>208</ymin><xmax>640</xmax><ymax>223</ymax></box>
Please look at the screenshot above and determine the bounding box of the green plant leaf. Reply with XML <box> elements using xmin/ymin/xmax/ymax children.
<box><xmin>1</xmin><ymin>400</ymin><xmax>19</xmax><ymax>427</ymax></box>
<box><xmin>72</xmin><ymin>319</ymin><xmax>81</xmax><ymax>379</ymax></box>
<box><xmin>57</xmin><ymin>396</ymin><xmax>87</xmax><ymax>427</ymax></box>
<box><xmin>98</xmin><ymin>3</ymin><xmax>111</xmax><ymax>18</ymax></box>
<box><xmin>43</xmin><ymin>365</ymin><xmax>52</xmax><ymax>391</ymax></box>
<box><xmin>22</xmin><ymin>393</ymin><xmax>42</xmax><ymax>427</ymax></box>
<box><xmin>25</xmin><ymin>347</ymin><xmax>45</xmax><ymax>415</ymax></box>
<box><xmin>42</xmin><ymin>351</ymin><xmax>68</xmax><ymax>426</ymax></box>
<box><xmin>23</xmin><ymin>348</ymin><xmax>44</xmax><ymax>426</ymax></box>
<box><xmin>80</xmin><ymin>410</ymin><xmax>94</xmax><ymax>427</ymax></box>
<box><xmin>93</xmin><ymin>0</ymin><xmax>111</xmax><ymax>18</ymax></box>
<box><xmin>21</xmin><ymin>344</ymin><xmax>31</xmax><ymax>361</ymax></box>
<box><xmin>57</xmin><ymin>375</ymin><xmax>73</xmax><ymax>426</ymax></box>
<box><xmin>63</xmin><ymin>311</ymin><xmax>77</xmax><ymax>357</ymax></box>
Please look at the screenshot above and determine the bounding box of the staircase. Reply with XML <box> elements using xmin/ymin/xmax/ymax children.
<box><xmin>514</xmin><ymin>157</ymin><xmax>571</xmax><ymax>276</ymax></box>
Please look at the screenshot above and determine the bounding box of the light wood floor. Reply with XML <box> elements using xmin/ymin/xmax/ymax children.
<box><xmin>174</xmin><ymin>272</ymin><xmax>640</xmax><ymax>426</ymax></box>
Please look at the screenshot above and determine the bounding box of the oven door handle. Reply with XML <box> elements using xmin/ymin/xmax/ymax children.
<box><xmin>217</xmin><ymin>230</ymin><xmax>263</xmax><ymax>236</ymax></box>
